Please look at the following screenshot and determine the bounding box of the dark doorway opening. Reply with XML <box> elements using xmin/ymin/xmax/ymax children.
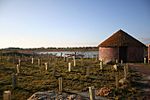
<box><xmin>119</xmin><ymin>46</ymin><xmax>127</xmax><ymax>63</ymax></box>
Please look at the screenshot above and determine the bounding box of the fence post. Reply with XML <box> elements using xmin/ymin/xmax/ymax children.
<box><xmin>31</xmin><ymin>57</ymin><xmax>34</xmax><ymax>64</ymax></box>
<box><xmin>121</xmin><ymin>60</ymin><xmax>123</xmax><ymax>65</ymax></box>
<box><xmin>16</xmin><ymin>64</ymin><xmax>20</xmax><ymax>74</ymax></box>
<box><xmin>38</xmin><ymin>58</ymin><xmax>40</xmax><ymax>66</ymax></box>
<box><xmin>100</xmin><ymin>61</ymin><xmax>103</xmax><ymax>71</ymax></box>
<box><xmin>58</xmin><ymin>77</ymin><xmax>63</xmax><ymax>94</ymax></box>
<box><xmin>68</xmin><ymin>62</ymin><xmax>71</xmax><ymax>72</ymax></box>
<box><xmin>3</xmin><ymin>90</ymin><xmax>11</xmax><ymax>100</ymax></box>
<box><xmin>18</xmin><ymin>59</ymin><xmax>21</xmax><ymax>66</ymax></box>
<box><xmin>12</xmin><ymin>73</ymin><xmax>17</xmax><ymax>89</ymax></box>
<box><xmin>144</xmin><ymin>57</ymin><xmax>146</xmax><ymax>64</ymax></box>
<box><xmin>64</xmin><ymin>56</ymin><xmax>66</xmax><ymax>62</ymax></box>
<box><xmin>45</xmin><ymin>63</ymin><xmax>48</xmax><ymax>71</ymax></box>
<box><xmin>86</xmin><ymin>66</ymin><xmax>90</xmax><ymax>77</ymax></box>
<box><xmin>115</xmin><ymin>72</ymin><xmax>119</xmax><ymax>90</ymax></box>
<box><xmin>126</xmin><ymin>64</ymin><xmax>129</xmax><ymax>75</ymax></box>
<box><xmin>89</xmin><ymin>86</ymin><xmax>95</xmax><ymax>100</ymax></box>
<box><xmin>113</xmin><ymin>64</ymin><xmax>117</xmax><ymax>71</ymax></box>
<box><xmin>73</xmin><ymin>56</ymin><xmax>76</xmax><ymax>67</ymax></box>
<box><xmin>52</xmin><ymin>67</ymin><xmax>56</xmax><ymax>77</ymax></box>
<box><xmin>116</xmin><ymin>59</ymin><xmax>118</xmax><ymax>64</ymax></box>
<box><xmin>124</xmin><ymin>65</ymin><xmax>127</xmax><ymax>80</ymax></box>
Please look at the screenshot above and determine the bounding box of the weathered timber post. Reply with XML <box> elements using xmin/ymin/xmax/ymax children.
<box><xmin>38</xmin><ymin>58</ymin><xmax>40</xmax><ymax>66</ymax></box>
<box><xmin>45</xmin><ymin>62</ymin><xmax>48</xmax><ymax>71</ymax></box>
<box><xmin>89</xmin><ymin>86</ymin><xmax>95</xmax><ymax>100</ymax></box>
<box><xmin>121</xmin><ymin>60</ymin><xmax>123</xmax><ymax>65</ymax></box>
<box><xmin>12</xmin><ymin>73</ymin><xmax>17</xmax><ymax>89</ymax></box>
<box><xmin>52</xmin><ymin>67</ymin><xmax>56</xmax><ymax>76</ymax></box>
<box><xmin>58</xmin><ymin>77</ymin><xmax>63</xmax><ymax>94</ymax></box>
<box><xmin>144</xmin><ymin>57</ymin><xmax>146</xmax><ymax>64</ymax></box>
<box><xmin>115</xmin><ymin>72</ymin><xmax>119</xmax><ymax>90</ymax></box>
<box><xmin>31</xmin><ymin>57</ymin><xmax>34</xmax><ymax>64</ymax></box>
<box><xmin>68</xmin><ymin>62</ymin><xmax>71</xmax><ymax>72</ymax></box>
<box><xmin>95</xmin><ymin>55</ymin><xmax>98</xmax><ymax>62</ymax></box>
<box><xmin>66</xmin><ymin>57</ymin><xmax>69</xmax><ymax>62</ymax></box>
<box><xmin>116</xmin><ymin>59</ymin><xmax>118</xmax><ymax>64</ymax></box>
<box><xmin>64</xmin><ymin>56</ymin><xmax>66</xmax><ymax>62</ymax></box>
<box><xmin>100</xmin><ymin>61</ymin><xmax>103</xmax><ymax>71</ymax></box>
<box><xmin>126</xmin><ymin>64</ymin><xmax>129</xmax><ymax>75</ymax></box>
<box><xmin>113</xmin><ymin>64</ymin><xmax>117</xmax><ymax>71</ymax></box>
<box><xmin>0</xmin><ymin>51</ymin><xmax>2</xmax><ymax>62</ymax></box>
<box><xmin>148</xmin><ymin>45</ymin><xmax>150</xmax><ymax>64</ymax></box>
<box><xmin>3</xmin><ymin>90</ymin><xmax>11</xmax><ymax>100</ymax></box>
<box><xmin>81</xmin><ymin>58</ymin><xmax>84</xmax><ymax>66</ymax></box>
<box><xmin>124</xmin><ymin>65</ymin><xmax>127</xmax><ymax>80</ymax></box>
<box><xmin>86</xmin><ymin>66</ymin><xmax>90</xmax><ymax>77</ymax></box>
<box><xmin>48</xmin><ymin>61</ymin><xmax>50</xmax><ymax>69</ymax></box>
<box><xmin>18</xmin><ymin>59</ymin><xmax>21</xmax><ymax>66</ymax></box>
<box><xmin>73</xmin><ymin>56</ymin><xmax>76</xmax><ymax>67</ymax></box>
<box><xmin>16</xmin><ymin>64</ymin><xmax>20</xmax><ymax>74</ymax></box>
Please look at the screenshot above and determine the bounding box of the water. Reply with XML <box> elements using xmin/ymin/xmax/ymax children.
<box><xmin>38</xmin><ymin>51</ymin><xmax>99</xmax><ymax>58</ymax></box>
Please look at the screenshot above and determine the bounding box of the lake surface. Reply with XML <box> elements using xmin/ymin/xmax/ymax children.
<box><xmin>38</xmin><ymin>51</ymin><xmax>99</xmax><ymax>58</ymax></box>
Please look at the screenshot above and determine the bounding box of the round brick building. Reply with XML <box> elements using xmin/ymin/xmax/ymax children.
<box><xmin>98</xmin><ymin>29</ymin><xmax>146</xmax><ymax>64</ymax></box>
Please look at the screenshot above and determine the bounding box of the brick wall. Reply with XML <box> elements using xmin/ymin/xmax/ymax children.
<box><xmin>99</xmin><ymin>47</ymin><xmax>118</xmax><ymax>63</ymax></box>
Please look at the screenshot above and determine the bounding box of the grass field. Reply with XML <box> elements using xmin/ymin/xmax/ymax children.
<box><xmin>0</xmin><ymin>55</ymin><xmax>145</xmax><ymax>99</ymax></box>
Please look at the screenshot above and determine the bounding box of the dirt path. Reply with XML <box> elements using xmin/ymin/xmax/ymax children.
<box><xmin>129</xmin><ymin>63</ymin><xmax>150</xmax><ymax>75</ymax></box>
<box><xmin>129</xmin><ymin>63</ymin><xmax>150</xmax><ymax>99</ymax></box>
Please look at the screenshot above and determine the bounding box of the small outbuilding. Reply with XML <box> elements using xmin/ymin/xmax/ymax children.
<box><xmin>98</xmin><ymin>29</ymin><xmax>146</xmax><ymax>63</ymax></box>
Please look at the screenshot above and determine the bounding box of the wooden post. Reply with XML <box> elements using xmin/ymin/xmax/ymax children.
<box><xmin>16</xmin><ymin>64</ymin><xmax>20</xmax><ymax>74</ymax></box>
<box><xmin>115</xmin><ymin>72</ymin><xmax>119</xmax><ymax>89</ymax></box>
<box><xmin>126</xmin><ymin>64</ymin><xmax>129</xmax><ymax>75</ymax></box>
<box><xmin>58</xmin><ymin>77</ymin><xmax>63</xmax><ymax>93</ymax></box>
<box><xmin>121</xmin><ymin>60</ymin><xmax>123</xmax><ymax>65</ymax></box>
<box><xmin>38</xmin><ymin>58</ymin><xmax>40</xmax><ymax>66</ymax></box>
<box><xmin>31</xmin><ymin>57</ymin><xmax>34</xmax><ymax>64</ymax></box>
<box><xmin>89</xmin><ymin>86</ymin><xmax>95</xmax><ymax>100</ymax></box>
<box><xmin>3</xmin><ymin>90</ymin><xmax>11</xmax><ymax>100</ymax></box>
<box><xmin>86</xmin><ymin>66</ymin><xmax>90</xmax><ymax>77</ymax></box>
<box><xmin>0</xmin><ymin>51</ymin><xmax>2</xmax><ymax>62</ymax></box>
<box><xmin>100</xmin><ymin>61</ymin><xmax>103</xmax><ymax>71</ymax></box>
<box><xmin>66</xmin><ymin>57</ymin><xmax>69</xmax><ymax>62</ymax></box>
<box><xmin>68</xmin><ymin>62</ymin><xmax>71</xmax><ymax>72</ymax></box>
<box><xmin>81</xmin><ymin>58</ymin><xmax>83</xmax><ymax>66</ymax></box>
<box><xmin>95</xmin><ymin>55</ymin><xmax>98</xmax><ymax>62</ymax></box>
<box><xmin>7</xmin><ymin>56</ymin><xmax>10</xmax><ymax>62</ymax></box>
<box><xmin>113</xmin><ymin>64</ymin><xmax>117</xmax><ymax>71</ymax></box>
<box><xmin>148</xmin><ymin>45</ymin><xmax>150</xmax><ymax>64</ymax></box>
<box><xmin>48</xmin><ymin>61</ymin><xmax>50</xmax><ymax>69</ymax></box>
<box><xmin>124</xmin><ymin>65</ymin><xmax>127</xmax><ymax>80</ymax></box>
<box><xmin>73</xmin><ymin>56</ymin><xmax>76</xmax><ymax>67</ymax></box>
<box><xmin>116</xmin><ymin>59</ymin><xmax>118</xmax><ymax>64</ymax></box>
<box><xmin>64</xmin><ymin>56</ymin><xmax>66</xmax><ymax>62</ymax></box>
<box><xmin>12</xmin><ymin>73</ymin><xmax>17</xmax><ymax>89</ymax></box>
<box><xmin>18</xmin><ymin>59</ymin><xmax>21</xmax><ymax>66</ymax></box>
<box><xmin>144</xmin><ymin>57</ymin><xmax>146</xmax><ymax>64</ymax></box>
<box><xmin>52</xmin><ymin>67</ymin><xmax>56</xmax><ymax>76</ymax></box>
<box><xmin>45</xmin><ymin>62</ymin><xmax>48</xmax><ymax>71</ymax></box>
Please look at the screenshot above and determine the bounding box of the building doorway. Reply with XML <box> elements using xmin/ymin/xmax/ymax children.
<box><xmin>119</xmin><ymin>46</ymin><xmax>127</xmax><ymax>63</ymax></box>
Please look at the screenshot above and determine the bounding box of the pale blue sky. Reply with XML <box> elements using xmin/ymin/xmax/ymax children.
<box><xmin>0</xmin><ymin>0</ymin><xmax>150</xmax><ymax>48</ymax></box>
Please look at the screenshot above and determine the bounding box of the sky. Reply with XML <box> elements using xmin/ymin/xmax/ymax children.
<box><xmin>0</xmin><ymin>0</ymin><xmax>150</xmax><ymax>48</ymax></box>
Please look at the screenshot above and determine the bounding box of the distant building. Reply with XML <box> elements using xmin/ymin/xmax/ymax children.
<box><xmin>98</xmin><ymin>29</ymin><xmax>146</xmax><ymax>63</ymax></box>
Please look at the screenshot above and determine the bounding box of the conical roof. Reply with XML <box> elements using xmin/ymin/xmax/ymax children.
<box><xmin>98</xmin><ymin>29</ymin><xmax>146</xmax><ymax>47</ymax></box>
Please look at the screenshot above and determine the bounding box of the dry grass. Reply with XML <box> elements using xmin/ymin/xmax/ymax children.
<box><xmin>0</xmin><ymin>55</ymin><xmax>145</xmax><ymax>99</ymax></box>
